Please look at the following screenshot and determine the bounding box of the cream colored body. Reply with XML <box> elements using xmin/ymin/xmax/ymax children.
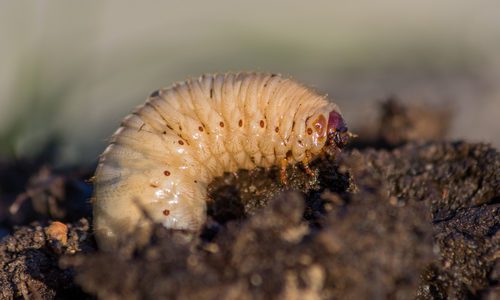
<box><xmin>93</xmin><ymin>72</ymin><xmax>339</xmax><ymax>250</ymax></box>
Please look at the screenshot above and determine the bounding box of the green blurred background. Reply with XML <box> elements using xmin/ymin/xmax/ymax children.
<box><xmin>1</xmin><ymin>0</ymin><xmax>499</xmax><ymax>166</ymax></box>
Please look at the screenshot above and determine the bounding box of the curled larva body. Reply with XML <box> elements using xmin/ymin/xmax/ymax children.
<box><xmin>93</xmin><ymin>72</ymin><xmax>349</xmax><ymax>250</ymax></box>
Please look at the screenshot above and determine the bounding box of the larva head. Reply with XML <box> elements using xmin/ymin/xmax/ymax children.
<box><xmin>325</xmin><ymin>110</ymin><xmax>350</xmax><ymax>154</ymax></box>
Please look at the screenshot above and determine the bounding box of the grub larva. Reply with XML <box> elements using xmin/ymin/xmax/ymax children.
<box><xmin>93</xmin><ymin>72</ymin><xmax>350</xmax><ymax>250</ymax></box>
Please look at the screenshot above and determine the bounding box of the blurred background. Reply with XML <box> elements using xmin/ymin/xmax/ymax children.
<box><xmin>1</xmin><ymin>0</ymin><xmax>499</xmax><ymax>166</ymax></box>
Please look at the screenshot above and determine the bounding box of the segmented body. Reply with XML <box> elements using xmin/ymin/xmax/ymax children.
<box><xmin>93</xmin><ymin>72</ymin><xmax>344</xmax><ymax>250</ymax></box>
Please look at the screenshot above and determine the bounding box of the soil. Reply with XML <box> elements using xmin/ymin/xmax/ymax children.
<box><xmin>0</xmin><ymin>99</ymin><xmax>498</xmax><ymax>299</ymax></box>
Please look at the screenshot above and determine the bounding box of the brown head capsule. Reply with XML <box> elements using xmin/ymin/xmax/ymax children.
<box><xmin>323</xmin><ymin>110</ymin><xmax>352</xmax><ymax>156</ymax></box>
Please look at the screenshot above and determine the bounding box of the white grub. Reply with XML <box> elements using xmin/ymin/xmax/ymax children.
<box><xmin>93</xmin><ymin>72</ymin><xmax>345</xmax><ymax>250</ymax></box>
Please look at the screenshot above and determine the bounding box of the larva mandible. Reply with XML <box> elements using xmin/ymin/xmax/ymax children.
<box><xmin>93</xmin><ymin>72</ymin><xmax>350</xmax><ymax>250</ymax></box>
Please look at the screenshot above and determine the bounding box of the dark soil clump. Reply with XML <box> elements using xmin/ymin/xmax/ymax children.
<box><xmin>0</xmin><ymin>219</ymin><xmax>94</xmax><ymax>299</ymax></box>
<box><xmin>0</xmin><ymin>100</ymin><xmax>498</xmax><ymax>299</ymax></box>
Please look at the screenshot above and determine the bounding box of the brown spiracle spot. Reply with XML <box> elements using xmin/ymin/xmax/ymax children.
<box><xmin>260</xmin><ymin>120</ymin><xmax>265</xmax><ymax>128</ymax></box>
<box><xmin>162</xmin><ymin>131</ymin><xmax>167</xmax><ymax>134</ymax></box>
<box><xmin>198</xmin><ymin>126</ymin><xmax>204</xmax><ymax>132</ymax></box>
<box><xmin>164</xmin><ymin>170</ymin><xmax>171</xmax><ymax>176</ymax></box>
<box><xmin>163</xmin><ymin>209</ymin><xmax>170</xmax><ymax>216</ymax></box>
<box><xmin>313</xmin><ymin>114</ymin><xmax>327</xmax><ymax>139</ymax></box>
<box><xmin>275</xmin><ymin>127</ymin><xmax>279</xmax><ymax>133</ymax></box>
<box><xmin>238</xmin><ymin>119</ymin><xmax>243</xmax><ymax>127</ymax></box>
<box><xmin>307</xmin><ymin>128</ymin><xmax>313</xmax><ymax>135</ymax></box>
<box><xmin>150</xmin><ymin>183</ymin><xmax>159</xmax><ymax>188</ymax></box>
<box><xmin>178</xmin><ymin>140</ymin><xmax>184</xmax><ymax>145</ymax></box>
<box><xmin>220</xmin><ymin>121</ymin><xmax>224</xmax><ymax>128</ymax></box>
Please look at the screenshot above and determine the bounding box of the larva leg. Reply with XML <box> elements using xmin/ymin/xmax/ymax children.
<box><xmin>280</xmin><ymin>158</ymin><xmax>289</xmax><ymax>186</ymax></box>
<box><xmin>302</xmin><ymin>150</ymin><xmax>316</xmax><ymax>177</ymax></box>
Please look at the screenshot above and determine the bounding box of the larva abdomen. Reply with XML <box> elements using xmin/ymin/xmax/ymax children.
<box><xmin>93</xmin><ymin>72</ymin><xmax>348</xmax><ymax>250</ymax></box>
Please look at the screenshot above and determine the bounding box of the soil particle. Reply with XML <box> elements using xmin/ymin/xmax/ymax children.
<box><xmin>0</xmin><ymin>219</ymin><xmax>94</xmax><ymax>299</ymax></box>
<box><xmin>378</xmin><ymin>97</ymin><xmax>451</xmax><ymax>146</ymax></box>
